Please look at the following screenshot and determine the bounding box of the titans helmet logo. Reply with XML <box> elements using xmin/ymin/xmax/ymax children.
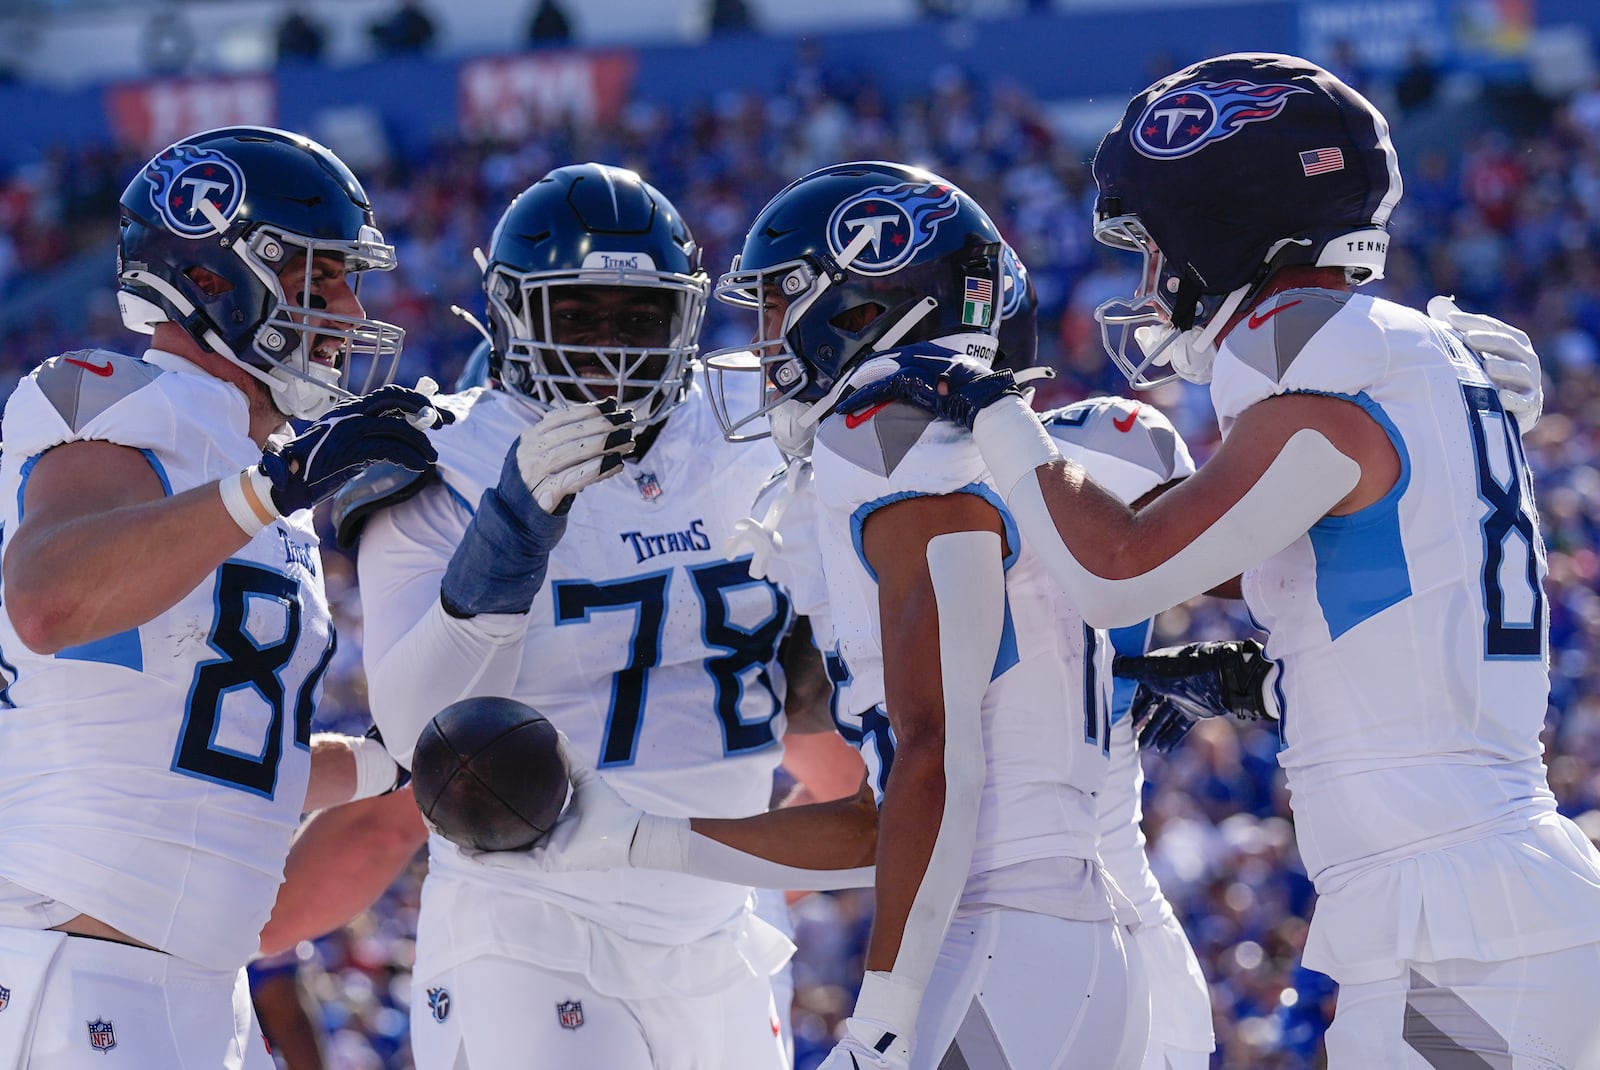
<box><xmin>1001</xmin><ymin>248</ymin><xmax>1028</xmax><ymax>319</ymax></box>
<box><xmin>426</xmin><ymin>987</ymin><xmax>450</xmax><ymax>1022</ymax></box>
<box><xmin>145</xmin><ymin>143</ymin><xmax>247</xmax><ymax>238</ymax></box>
<box><xmin>827</xmin><ymin>181</ymin><xmax>960</xmax><ymax>276</ymax></box>
<box><xmin>1131</xmin><ymin>80</ymin><xmax>1309</xmax><ymax>161</ymax></box>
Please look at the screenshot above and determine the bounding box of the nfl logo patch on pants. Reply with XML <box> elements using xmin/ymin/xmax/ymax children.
<box><xmin>557</xmin><ymin>1000</ymin><xmax>584</xmax><ymax>1030</ymax></box>
<box><xmin>87</xmin><ymin>1018</ymin><xmax>117</xmax><ymax>1052</ymax></box>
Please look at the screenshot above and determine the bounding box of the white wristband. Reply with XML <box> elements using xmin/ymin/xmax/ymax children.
<box><xmin>349</xmin><ymin>734</ymin><xmax>402</xmax><ymax>801</ymax></box>
<box><xmin>629</xmin><ymin>812</ymin><xmax>692</xmax><ymax>871</ymax></box>
<box><xmin>853</xmin><ymin>969</ymin><xmax>925</xmax><ymax>1036</ymax></box>
<box><xmin>219</xmin><ymin>468</ymin><xmax>278</xmax><ymax>537</ymax></box>
<box><xmin>972</xmin><ymin>394</ymin><xmax>1059</xmax><ymax>498</ymax></box>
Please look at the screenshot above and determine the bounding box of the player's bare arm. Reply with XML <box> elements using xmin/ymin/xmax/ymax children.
<box><xmin>859</xmin><ymin>490</ymin><xmax>1005</xmax><ymax>972</ymax></box>
<box><xmin>4</xmin><ymin>440</ymin><xmax>252</xmax><ymax>653</ymax></box>
<box><xmin>989</xmin><ymin>389</ymin><xmax>1393</xmax><ymax>627</ymax></box>
<box><xmin>257</xmin><ymin>790</ymin><xmax>426</xmax><ymax>957</ymax></box>
<box><xmin>776</xmin><ymin>615</ymin><xmax>867</xmax><ymax>805</ymax></box>
<box><xmin>690</xmin><ymin>780</ymin><xmax>877</xmax><ymax>870</ymax></box>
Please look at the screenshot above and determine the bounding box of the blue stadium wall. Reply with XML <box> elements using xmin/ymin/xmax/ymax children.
<box><xmin>1</xmin><ymin>0</ymin><xmax>1592</xmax><ymax>167</ymax></box>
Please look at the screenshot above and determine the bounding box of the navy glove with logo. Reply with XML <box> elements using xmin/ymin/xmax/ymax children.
<box><xmin>260</xmin><ymin>385</ymin><xmax>451</xmax><ymax>515</ymax></box>
<box><xmin>1114</xmin><ymin>639</ymin><xmax>1278</xmax><ymax>753</ymax></box>
<box><xmin>839</xmin><ymin>349</ymin><xmax>1052</xmax><ymax>431</ymax></box>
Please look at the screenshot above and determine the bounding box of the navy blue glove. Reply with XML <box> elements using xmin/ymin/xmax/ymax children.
<box><xmin>1114</xmin><ymin>639</ymin><xmax>1277</xmax><ymax>753</ymax></box>
<box><xmin>440</xmin><ymin>400</ymin><xmax>634</xmax><ymax>617</ymax></box>
<box><xmin>260</xmin><ymin>385</ymin><xmax>452</xmax><ymax>514</ymax></box>
<box><xmin>839</xmin><ymin>351</ymin><xmax>1045</xmax><ymax>431</ymax></box>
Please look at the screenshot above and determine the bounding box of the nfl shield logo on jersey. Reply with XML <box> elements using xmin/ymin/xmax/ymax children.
<box><xmin>557</xmin><ymin>1000</ymin><xmax>584</xmax><ymax>1030</ymax></box>
<box><xmin>87</xmin><ymin>1018</ymin><xmax>116</xmax><ymax>1052</ymax></box>
<box><xmin>426</xmin><ymin>987</ymin><xmax>450</xmax><ymax>1022</ymax></box>
<box><xmin>0</xmin><ymin>983</ymin><xmax>9</xmax><ymax>1012</ymax></box>
<box><xmin>635</xmin><ymin>472</ymin><xmax>663</xmax><ymax>500</ymax></box>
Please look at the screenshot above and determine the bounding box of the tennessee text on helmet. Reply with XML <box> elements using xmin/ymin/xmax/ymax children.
<box><xmin>478</xmin><ymin>163</ymin><xmax>709</xmax><ymax>428</ymax></box>
<box><xmin>117</xmin><ymin>126</ymin><xmax>404</xmax><ymax>420</ymax></box>
<box><xmin>1089</xmin><ymin>52</ymin><xmax>1401</xmax><ymax>387</ymax></box>
<box><xmin>704</xmin><ymin>160</ymin><xmax>1004</xmax><ymax>456</ymax></box>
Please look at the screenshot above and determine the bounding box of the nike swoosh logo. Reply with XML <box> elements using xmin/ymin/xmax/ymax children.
<box><xmin>1247</xmin><ymin>298</ymin><xmax>1301</xmax><ymax>330</ymax></box>
<box><xmin>64</xmin><ymin>357</ymin><xmax>114</xmax><ymax>377</ymax></box>
<box><xmin>844</xmin><ymin>402</ymin><xmax>889</xmax><ymax>429</ymax></box>
<box><xmin>1112</xmin><ymin>402</ymin><xmax>1141</xmax><ymax>432</ymax></box>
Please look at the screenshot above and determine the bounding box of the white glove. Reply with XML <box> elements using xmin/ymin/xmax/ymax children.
<box><xmin>516</xmin><ymin>400</ymin><xmax>635</xmax><ymax>513</ymax></box>
<box><xmin>525</xmin><ymin>741</ymin><xmax>644</xmax><ymax>872</ymax></box>
<box><xmin>1428</xmin><ymin>295</ymin><xmax>1543</xmax><ymax>435</ymax></box>
<box><xmin>816</xmin><ymin>971</ymin><xmax>918</xmax><ymax>1070</ymax></box>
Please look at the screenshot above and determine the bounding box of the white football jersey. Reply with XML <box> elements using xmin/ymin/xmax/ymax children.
<box><xmin>359</xmin><ymin>382</ymin><xmax>798</xmax><ymax>957</ymax></box>
<box><xmin>810</xmin><ymin>401</ymin><xmax>1113</xmax><ymax>898</ymax></box>
<box><xmin>1040</xmin><ymin>396</ymin><xmax>1196</xmax><ymax>924</ymax></box>
<box><xmin>1046</xmin><ymin>396</ymin><xmax>1214</xmax><ymax>1052</ymax></box>
<box><xmin>1211</xmin><ymin>290</ymin><xmax>1600</xmax><ymax>980</ymax></box>
<box><xmin>0</xmin><ymin>349</ymin><xmax>330</xmax><ymax>971</ymax></box>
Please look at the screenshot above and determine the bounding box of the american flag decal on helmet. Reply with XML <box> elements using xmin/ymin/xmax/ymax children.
<box><xmin>962</xmin><ymin>276</ymin><xmax>994</xmax><ymax>328</ymax></box>
<box><xmin>1299</xmin><ymin>147</ymin><xmax>1345</xmax><ymax>175</ymax></box>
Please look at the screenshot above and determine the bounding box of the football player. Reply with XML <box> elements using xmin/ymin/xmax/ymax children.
<box><xmin>0</xmin><ymin>127</ymin><xmax>436</xmax><ymax>1067</ymax></box>
<box><xmin>842</xmin><ymin>53</ymin><xmax>1600</xmax><ymax>1066</ymax></box>
<box><xmin>291</xmin><ymin>163</ymin><xmax>838</xmax><ymax>1069</ymax></box>
<box><xmin>543</xmin><ymin>238</ymin><xmax>1223</xmax><ymax>1070</ymax></box>
<box><xmin>630</xmin><ymin>161</ymin><xmax>1152</xmax><ymax>1069</ymax></box>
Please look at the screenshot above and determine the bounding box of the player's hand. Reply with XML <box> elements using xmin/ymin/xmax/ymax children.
<box><xmin>837</xmin><ymin>347</ymin><xmax>1053</xmax><ymax>431</ymax></box>
<box><xmin>1114</xmin><ymin>639</ymin><xmax>1278</xmax><ymax>753</ymax></box>
<box><xmin>259</xmin><ymin>384</ymin><xmax>453</xmax><ymax>514</ymax></box>
<box><xmin>515</xmin><ymin>399</ymin><xmax>635</xmax><ymax>516</ymax></box>
<box><xmin>527</xmin><ymin>743</ymin><xmax>642</xmax><ymax>872</ymax></box>
<box><xmin>438</xmin><ymin>402</ymin><xmax>628</xmax><ymax>617</ymax></box>
<box><xmin>1428</xmin><ymin>295</ymin><xmax>1543</xmax><ymax>435</ymax></box>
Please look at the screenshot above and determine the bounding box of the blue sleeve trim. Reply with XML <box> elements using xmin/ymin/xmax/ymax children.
<box><xmin>991</xmin><ymin>595</ymin><xmax>1019</xmax><ymax>680</ymax></box>
<box><xmin>137</xmin><ymin>449</ymin><xmax>173</xmax><ymax>496</ymax></box>
<box><xmin>15</xmin><ymin>452</ymin><xmax>41</xmax><ymax>523</ymax></box>
<box><xmin>1292</xmin><ymin>390</ymin><xmax>1413</xmax><ymax>640</ymax></box>
<box><xmin>848</xmin><ymin>481</ymin><xmax>1021</xmax><ymax>583</ymax></box>
<box><xmin>57</xmin><ymin>628</ymin><xmax>143</xmax><ymax>672</ymax></box>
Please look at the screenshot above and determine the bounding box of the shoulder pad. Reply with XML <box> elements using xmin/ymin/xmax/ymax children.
<box><xmin>1039</xmin><ymin>396</ymin><xmax>1195</xmax><ymax>506</ymax></box>
<box><xmin>33</xmin><ymin>350</ymin><xmax>159</xmax><ymax>433</ymax></box>
<box><xmin>333</xmin><ymin>460</ymin><xmax>439</xmax><ymax>549</ymax></box>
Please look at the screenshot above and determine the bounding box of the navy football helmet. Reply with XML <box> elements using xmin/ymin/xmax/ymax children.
<box><xmin>994</xmin><ymin>244</ymin><xmax>1038</xmax><ymax>373</ymax></box>
<box><xmin>1091</xmin><ymin>52</ymin><xmax>1401</xmax><ymax>386</ymax></box>
<box><xmin>480</xmin><ymin>163</ymin><xmax>709</xmax><ymax>427</ymax></box>
<box><xmin>118</xmin><ymin>126</ymin><xmax>403</xmax><ymax>420</ymax></box>
<box><xmin>704</xmin><ymin>161</ymin><xmax>1004</xmax><ymax>455</ymax></box>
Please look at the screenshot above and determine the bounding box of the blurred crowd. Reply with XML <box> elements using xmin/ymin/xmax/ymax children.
<box><xmin>2</xmin><ymin>41</ymin><xmax>1599</xmax><ymax>1070</ymax></box>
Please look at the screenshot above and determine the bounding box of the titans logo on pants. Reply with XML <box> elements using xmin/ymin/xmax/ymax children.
<box><xmin>827</xmin><ymin>182</ymin><xmax>960</xmax><ymax>276</ymax></box>
<box><xmin>145</xmin><ymin>144</ymin><xmax>247</xmax><ymax>238</ymax></box>
<box><xmin>1131</xmin><ymin>80</ymin><xmax>1308</xmax><ymax>160</ymax></box>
